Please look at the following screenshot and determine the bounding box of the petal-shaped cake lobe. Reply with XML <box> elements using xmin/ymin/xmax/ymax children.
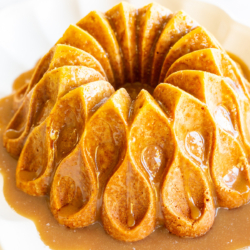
<box><xmin>77</xmin><ymin>11</ymin><xmax>124</xmax><ymax>86</ymax></box>
<box><xmin>106</xmin><ymin>2</ymin><xmax>137</xmax><ymax>83</ymax></box>
<box><xmin>103</xmin><ymin>158</ymin><xmax>155</xmax><ymax>242</ymax></box>
<box><xmin>150</xmin><ymin>11</ymin><xmax>198</xmax><ymax>87</ymax></box>
<box><xmin>154</xmin><ymin>84</ymin><xmax>215</xmax><ymax>177</ymax></box>
<box><xmin>137</xmin><ymin>3</ymin><xmax>172</xmax><ymax>84</ymax></box>
<box><xmin>13</xmin><ymin>49</ymin><xmax>55</xmax><ymax>111</ymax></box>
<box><xmin>154</xmin><ymin>83</ymin><xmax>216</xmax><ymax>237</ymax></box>
<box><xmin>166</xmin><ymin>49</ymin><xmax>250</xmax><ymax>149</ymax></box>
<box><xmin>57</xmin><ymin>24</ymin><xmax>115</xmax><ymax>85</ymax></box>
<box><xmin>103</xmin><ymin>90</ymin><xmax>171</xmax><ymax>241</ymax></box>
<box><xmin>50</xmin><ymin>88</ymin><xmax>131</xmax><ymax>228</ymax></box>
<box><xmin>161</xmin><ymin>153</ymin><xmax>215</xmax><ymax>237</ymax></box>
<box><xmin>16</xmin><ymin>81</ymin><xmax>114</xmax><ymax>196</ymax></box>
<box><xmin>13</xmin><ymin>44</ymin><xmax>107</xmax><ymax>111</ymax></box>
<box><xmin>159</xmin><ymin>27</ymin><xmax>223</xmax><ymax>83</ymax></box>
<box><xmin>4</xmin><ymin>66</ymin><xmax>105</xmax><ymax>158</ymax></box>
<box><xmin>48</xmin><ymin>44</ymin><xmax>107</xmax><ymax>78</ymax></box>
<box><xmin>166</xmin><ymin>49</ymin><xmax>249</xmax><ymax>97</ymax></box>
<box><xmin>212</xmin><ymin>129</ymin><xmax>250</xmax><ymax>208</ymax></box>
<box><xmin>129</xmin><ymin>90</ymin><xmax>176</xmax><ymax>224</ymax></box>
<box><xmin>165</xmin><ymin>70</ymin><xmax>250</xmax><ymax>157</ymax></box>
<box><xmin>155</xmin><ymin>84</ymin><xmax>250</xmax><ymax>209</ymax></box>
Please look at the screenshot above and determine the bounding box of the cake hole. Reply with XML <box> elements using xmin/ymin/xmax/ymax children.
<box><xmin>122</xmin><ymin>82</ymin><xmax>154</xmax><ymax>100</ymax></box>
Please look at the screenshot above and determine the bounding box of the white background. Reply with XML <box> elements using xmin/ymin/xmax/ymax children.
<box><xmin>0</xmin><ymin>0</ymin><xmax>250</xmax><ymax>26</ymax></box>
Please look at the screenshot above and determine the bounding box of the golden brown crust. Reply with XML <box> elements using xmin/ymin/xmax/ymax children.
<box><xmin>48</xmin><ymin>45</ymin><xmax>107</xmax><ymax>78</ymax></box>
<box><xmin>57</xmin><ymin>24</ymin><xmax>115</xmax><ymax>85</ymax></box>
<box><xmin>159</xmin><ymin>27</ymin><xmax>223</xmax><ymax>83</ymax></box>
<box><xmin>165</xmin><ymin>70</ymin><xmax>250</xmax><ymax>157</ymax></box>
<box><xmin>103</xmin><ymin>90</ymin><xmax>175</xmax><ymax>241</ymax></box>
<box><xmin>150</xmin><ymin>10</ymin><xmax>198</xmax><ymax>87</ymax></box>
<box><xmin>106</xmin><ymin>2</ymin><xmax>137</xmax><ymax>83</ymax></box>
<box><xmin>154</xmin><ymin>84</ymin><xmax>216</xmax><ymax>236</ymax></box>
<box><xmin>137</xmin><ymin>3</ymin><xmax>172</xmax><ymax>84</ymax></box>
<box><xmin>16</xmin><ymin>81</ymin><xmax>114</xmax><ymax>196</ymax></box>
<box><xmin>161</xmin><ymin>152</ymin><xmax>215</xmax><ymax>237</ymax></box>
<box><xmin>13</xmin><ymin>48</ymin><xmax>54</xmax><ymax>111</ymax></box>
<box><xmin>13</xmin><ymin>44</ymin><xmax>108</xmax><ymax>111</ymax></box>
<box><xmin>4</xmin><ymin>66</ymin><xmax>105</xmax><ymax>158</ymax></box>
<box><xmin>154</xmin><ymin>83</ymin><xmax>250</xmax><ymax>211</ymax></box>
<box><xmin>77</xmin><ymin>11</ymin><xmax>124</xmax><ymax>86</ymax></box>
<box><xmin>50</xmin><ymin>88</ymin><xmax>130</xmax><ymax>228</ymax></box>
<box><xmin>166</xmin><ymin>49</ymin><xmax>249</xmax><ymax>96</ymax></box>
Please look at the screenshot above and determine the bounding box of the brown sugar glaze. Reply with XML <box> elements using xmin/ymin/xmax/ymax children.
<box><xmin>1</xmin><ymin>53</ymin><xmax>250</xmax><ymax>250</ymax></box>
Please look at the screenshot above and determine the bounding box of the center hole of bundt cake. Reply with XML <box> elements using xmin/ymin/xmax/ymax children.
<box><xmin>122</xmin><ymin>82</ymin><xmax>155</xmax><ymax>100</ymax></box>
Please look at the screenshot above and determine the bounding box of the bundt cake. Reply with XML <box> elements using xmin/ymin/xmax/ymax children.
<box><xmin>3</xmin><ymin>1</ymin><xmax>250</xmax><ymax>242</ymax></box>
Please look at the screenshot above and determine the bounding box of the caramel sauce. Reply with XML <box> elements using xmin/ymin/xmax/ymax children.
<box><xmin>223</xmin><ymin>166</ymin><xmax>250</xmax><ymax>194</ymax></box>
<box><xmin>186</xmin><ymin>191</ymin><xmax>201</xmax><ymax>220</ymax></box>
<box><xmin>141</xmin><ymin>145</ymin><xmax>165</xmax><ymax>181</ymax></box>
<box><xmin>19</xmin><ymin>169</ymin><xmax>41</xmax><ymax>182</ymax></box>
<box><xmin>1</xmin><ymin>58</ymin><xmax>250</xmax><ymax>249</ymax></box>
<box><xmin>182</xmin><ymin>168</ymin><xmax>202</xmax><ymax>221</ymax></box>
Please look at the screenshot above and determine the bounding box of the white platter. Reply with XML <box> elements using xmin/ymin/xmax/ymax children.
<box><xmin>0</xmin><ymin>0</ymin><xmax>250</xmax><ymax>249</ymax></box>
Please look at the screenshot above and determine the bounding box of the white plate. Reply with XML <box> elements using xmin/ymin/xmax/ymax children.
<box><xmin>0</xmin><ymin>0</ymin><xmax>250</xmax><ymax>249</ymax></box>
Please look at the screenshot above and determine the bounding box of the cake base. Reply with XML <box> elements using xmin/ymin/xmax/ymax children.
<box><xmin>1</xmin><ymin>81</ymin><xmax>250</xmax><ymax>249</ymax></box>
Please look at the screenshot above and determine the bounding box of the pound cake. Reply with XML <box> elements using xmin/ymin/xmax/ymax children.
<box><xmin>3</xmin><ymin>1</ymin><xmax>250</xmax><ymax>243</ymax></box>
